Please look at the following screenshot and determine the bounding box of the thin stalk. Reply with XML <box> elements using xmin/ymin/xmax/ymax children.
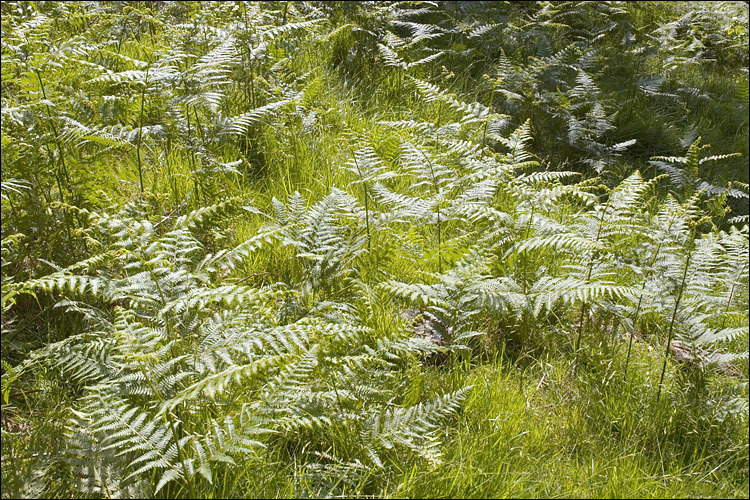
<box><xmin>352</xmin><ymin>155</ymin><xmax>371</xmax><ymax>253</ymax></box>
<box><xmin>249</xmin><ymin>66</ymin><xmax>256</xmax><ymax>108</ymax></box>
<box><xmin>136</xmin><ymin>78</ymin><xmax>147</xmax><ymax>193</ymax></box>
<box><xmin>184</xmin><ymin>102</ymin><xmax>202</xmax><ymax>203</ymax></box>
<box><xmin>721</xmin><ymin>260</ymin><xmax>747</xmax><ymax>329</ymax></box>
<box><xmin>610</xmin><ymin>320</ymin><xmax>620</xmax><ymax>348</ymax></box>
<box><xmin>436</xmin><ymin>208</ymin><xmax>442</xmax><ymax>273</ymax></box>
<box><xmin>30</xmin><ymin>172</ymin><xmax>51</xmax><ymax>206</ymax></box>
<box><xmin>43</xmin><ymin>143</ymin><xmax>66</xmax><ymax>204</ymax></box>
<box><xmin>42</xmin><ymin>142</ymin><xmax>75</xmax><ymax>250</ymax></box>
<box><xmin>622</xmin><ymin>31</ymin><xmax>642</xmax><ymax>125</ymax></box>
<box><xmin>624</xmin><ymin>211</ymin><xmax>679</xmax><ymax>380</ymax></box>
<box><xmin>623</xmin><ymin>281</ymin><xmax>647</xmax><ymax>379</ymax></box>
<box><xmin>522</xmin><ymin>205</ymin><xmax>535</xmax><ymax>291</ymax></box>
<box><xmin>191</xmin><ymin>104</ymin><xmax>209</xmax><ymax>202</ymax></box>
<box><xmin>137</xmin><ymin>361</ymin><xmax>195</xmax><ymax>499</ymax></box>
<box><xmin>481</xmin><ymin>79</ymin><xmax>498</xmax><ymax>159</ymax></box>
<box><xmin>127</xmin><ymin>248</ymin><xmax>173</xmax><ymax>338</ymax></box>
<box><xmin>520</xmin><ymin>204</ymin><xmax>535</xmax><ymax>353</ymax></box>
<box><xmin>656</xmin><ymin>237</ymin><xmax>695</xmax><ymax>402</ymax></box>
<box><xmin>435</xmin><ymin>100</ymin><xmax>443</xmax><ymax>128</ymax></box>
<box><xmin>36</xmin><ymin>70</ymin><xmax>71</xmax><ymax>191</ymax></box>
<box><xmin>418</xmin><ymin>149</ymin><xmax>442</xmax><ymax>273</ymax></box>
<box><xmin>193</xmin><ymin>104</ymin><xmax>205</xmax><ymax>144</ymax></box>
<box><xmin>575</xmin><ymin>196</ymin><xmax>612</xmax><ymax>352</ymax></box>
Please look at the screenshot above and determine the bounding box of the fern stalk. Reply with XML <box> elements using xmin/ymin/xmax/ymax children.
<box><xmin>623</xmin><ymin>280</ymin><xmax>648</xmax><ymax>381</ymax></box>
<box><xmin>624</xmin><ymin>219</ymin><xmax>674</xmax><ymax>380</ymax></box>
<box><xmin>249</xmin><ymin>65</ymin><xmax>256</xmax><ymax>108</ymax></box>
<box><xmin>193</xmin><ymin>105</ymin><xmax>206</xmax><ymax>144</ymax></box>
<box><xmin>352</xmin><ymin>155</ymin><xmax>372</xmax><ymax>253</ymax></box>
<box><xmin>241</xmin><ymin>3</ymin><xmax>256</xmax><ymax>108</ymax></box>
<box><xmin>136</xmin><ymin>76</ymin><xmax>148</xmax><ymax>193</ymax></box>
<box><xmin>192</xmin><ymin>104</ymin><xmax>209</xmax><ymax>202</ymax></box>
<box><xmin>137</xmin><ymin>360</ymin><xmax>195</xmax><ymax>498</ymax></box>
<box><xmin>35</xmin><ymin>69</ymin><xmax>71</xmax><ymax>191</ymax></box>
<box><xmin>418</xmin><ymin>149</ymin><xmax>443</xmax><ymax>272</ymax></box>
<box><xmin>35</xmin><ymin>69</ymin><xmax>76</xmax><ymax>250</ymax></box>
<box><xmin>522</xmin><ymin>205</ymin><xmax>535</xmax><ymax>289</ymax></box>
<box><xmin>622</xmin><ymin>33</ymin><xmax>643</xmax><ymax>125</ymax></box>
<box><xmin>480</xmin><ymin>78</ymin><xmax>498</xmax><ymax>159</ymax></box>
<box><xmin>721</xmin><ymin>260</ymin><xmax>747</xmax><ymax>330</ymax></box>
<box><xmin>43</xmin><ymin>142</ymin><xmax>66</xmax><ymax>205</ymax></box>
<box><xmin>184</xmin><ymin>101</ymin><xmax>203</xmax><ymax>203</ymax></box>
<box><xmin>519</xmin><ymin>204</ymin><xmax>536</xmax><ymax>353</ymax></box>
<box><xmin>625</xmin><ymin>245</ymin><xmax>670</xmax><ymax>378</ymax></box>
<box><xmin>656</xmin><ymin>234</ymin><xmax>695</xmax><ymax>403</ymax></box>
<box><xmin>575</xmin><ymin>196</ymin><xmax>612</xmax><ymax>353</ymax></box>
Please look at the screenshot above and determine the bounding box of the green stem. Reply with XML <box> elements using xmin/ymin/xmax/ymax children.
<box><xmin>184</xmin><ymin>102</ymin><xmax>202</xmax><ymax>204</ymax></box>
<box><xmin>623</xmin><ymin>24</ymin><xmax>645</xmax><ymax>127</ymax></box>
<box><xmin>352</xmin><ymin>155</ymin><xmax>371</xmax><ymax>253</ymax></box>
<box><xmin>656</xmin><ymin>237</ymin><xmax>694</xmax><ymax>402</ymax></box>
<box><xmin>136</xmin><ymin>82</ymin><xmax>147</xmax><ymax>193</ymax></box>
<box><xmin>418</xmin><ymin>148</ymin><xmax>442</xmax><ymax>273</ymax></box>
<box><xmin>36</xmin><ymin>70</ymin><xmax>71</xmax><ymax>193</ymax></box>
<box><xmin>623</xmin><ymin>282</ymin><xmax>646</xmax><ymax>380</ymax></box>
<box><xmin>576</xmin><ymin>196</ymin><xmax>611</xmax><ymax>353</ymax></box>
<box><xmin>193</xmin><ymin>104</ymin><xmax>205</xmax><ymax>144</ymax></box>
<box><xmin>42</xmin><ymin>141</ymin><xmax>75</xmax><ymax>250</ymax></box>
<box><xmin>721</xmin><ymin>260</ymin><xmax>746</xmax><ymax>330</ymax></box>
<box><xmin>522</xmin><ymin>205</ymin><xmax>535</xmax><ymax>292</ymax></box>
<box><xmin>625</xmin><ymin>211</ymin><xmax>678</xmax><ymax>380</ymax></box>
<box><xmin>436</xmin><ymin>206</ymin><xmax>442</xmax><ymax>273</ymax></box>
<box><xmin>481</xmin><ymin>80</ymin><xmax>497</xmax><ymax>159</ymax></box>
<box><xmin>250</xmin><ymin>65</ymin><xmax>256</xmax><ymax>108</ymax></box>
<box><xmin>137</xmin><ymin>361</ymin><xmax>194</xmax><ymax>498</ymax></box>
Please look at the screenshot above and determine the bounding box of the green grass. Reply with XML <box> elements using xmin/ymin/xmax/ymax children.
<box><xmin>391</xmin><ymin>351</ymin><xmax>748</xmax><ymax>499</ymax></box>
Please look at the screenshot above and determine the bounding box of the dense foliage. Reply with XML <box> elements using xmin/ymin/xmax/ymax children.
<box><xmin>2</xmin><ymin>1</ymin><xmax>748</xmax><ymax>498</ymax></box>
